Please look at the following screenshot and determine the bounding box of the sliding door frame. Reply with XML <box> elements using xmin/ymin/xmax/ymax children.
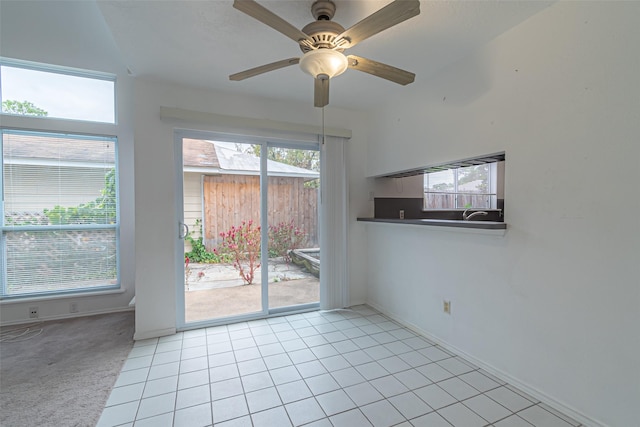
<box><xmin>174</xmin><ymin>129</ymin><xmax>321</xmax><ymax>330</ymax></box>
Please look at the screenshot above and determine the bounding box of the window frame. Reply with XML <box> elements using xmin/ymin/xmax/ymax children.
<box><xmin>1</xmin><ymin>129</ymin><xmax>120</xmax><ymax>299</ymax></box>
<box><xmin>0</xmin><ymin>58</ymin><xmax>120</xmax><ymax>300</ymax></box>
<box><xmin>423</xmin><ymin>163</ymin><xmax>498</xmax><ymax>210</ymax></box>
<box><xmin>0</xmin><ymin>57</ymin><xmax>117</xmax><ymax>124</ymax></box>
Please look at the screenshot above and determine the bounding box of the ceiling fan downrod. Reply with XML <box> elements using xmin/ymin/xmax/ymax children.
<box><xmin>311</xmin><ymin>0</ymin><xmax>336</xmax><ymax>21</ymax></box>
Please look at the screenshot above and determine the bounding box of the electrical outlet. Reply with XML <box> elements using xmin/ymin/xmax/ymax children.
<box><xmin>70</xmin><ymin>302</ymin><xmax>79</xmax><ymax>313</ymax></box>
<box><xmin>399</xmin><ymin>210</ymin><xmax>405</xmax><ymax>219</ymax></box>
<box><xmin>29</xmin><ymin>306</ymin><xmax>39</xmax><ymax>319</ymax></box>
<box><xmin>443</xmin><ymin>300</ymin><xmax>451</xmax><ymax>314</ymax></box>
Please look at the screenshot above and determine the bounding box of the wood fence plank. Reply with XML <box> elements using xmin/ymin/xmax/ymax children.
<box><xmin>203</xmin><ymin>175</ymin><xmax>318</xmax><ymax>251</ymax></box>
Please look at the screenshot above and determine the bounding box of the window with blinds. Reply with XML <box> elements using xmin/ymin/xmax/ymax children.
<box><xmin>1</xmin><ymin>130</ymin><xmax>119</xmax><ymax>298</ymax></box>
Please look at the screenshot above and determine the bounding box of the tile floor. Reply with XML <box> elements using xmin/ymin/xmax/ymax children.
<box><xmin>98</xmin><ymin>305</ymin><xmax>582</xmax><ymax>427</ymax></box>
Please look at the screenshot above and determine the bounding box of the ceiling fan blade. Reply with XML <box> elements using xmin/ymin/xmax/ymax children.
<box><xmin>347</xmin><ymin>55</ymin><xmax>415</xmax><ymax>85</ymax></box>
<box><xmin>233</xmin><ymin>0</ymin><xmax>312</xmax><ymax>45</ymax></box>
<box><xmin>314</xmin><ymin>77</ymin><xmax>329</xmax><ymax>108</ymax></box>
<box><xmin>229</xmin><ymin>57</ymin><xmax>300</xmax><ymax>81</ymax></box>
<box><xmin>336</xmin><ymin>0</ymin><xmax>420</xmax><ymax>48</ymax></box>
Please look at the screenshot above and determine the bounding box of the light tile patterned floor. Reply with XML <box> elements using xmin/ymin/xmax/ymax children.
<box><xmin>98</xmin><ymin>305</ymin><xmax>582</xmax><ymax>427</ymax></box>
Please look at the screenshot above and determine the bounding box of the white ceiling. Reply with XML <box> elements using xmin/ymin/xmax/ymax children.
<box><xmin>97</xmin><ymin>0</ymin><xmax>552</xmax><ymax>111</ymax></box>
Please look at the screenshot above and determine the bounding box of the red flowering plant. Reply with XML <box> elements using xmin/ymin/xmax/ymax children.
<box><xmin>215</xmin><ymin>220</ymin><xmax>261</xmax><ymax>284</ymax></box>
<box><xmin>184</xmin><ymin>256</ymin><xmax>192</xmax><ymax>289</ymax></box>
<box><xmin>268</xmin><ymin>220</ymin><xmax>307</xmax><ymax>263</ymax></box>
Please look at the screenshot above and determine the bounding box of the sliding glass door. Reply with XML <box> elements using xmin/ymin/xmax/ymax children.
<box><xmin>176</xmin><ymin>132</ymin><xmax>320</xmax><ymax>328</ymax></box>
<box><xmin>266</xmin><ymin>145</ymin><xmax>320</xmax><ymax>312</ymax></box>
<box><xmin>180</xmin><ymin>139</ymin><xmax>263</xmax><ymax>324</ymax></box>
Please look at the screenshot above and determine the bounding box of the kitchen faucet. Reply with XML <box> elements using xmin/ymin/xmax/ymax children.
<box><xmin>463</xmin><ymin>208</ymin><xmax>489</xmax><ymax>221</ymax></box>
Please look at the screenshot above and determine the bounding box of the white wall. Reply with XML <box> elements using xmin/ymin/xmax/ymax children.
<box><xmin>133</xmin><ymin>78</ymin><xmax>369</xmax><ymax>339</ymax></box>
<box><xmin>0</xmin><ymin>1</ymin><xmax>135</xmax><ymax>323</ymax></box>
<box><xmin>362</xmin><ymin>2</ymin><xmax>639</xmax><ymax>426</ymax></box>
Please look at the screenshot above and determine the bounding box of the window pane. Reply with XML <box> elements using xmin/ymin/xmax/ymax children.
<box><xmin>4</xmin><ymin>229</ymin><xmax>117</xmax><ymax>296</ymax></box>
<box><xmin>1</xmin><ymin>64</ymin><xmax>115</xmax><ymax>123</ymax></box>
<box><xmin>2</xmin><ymin>130</ymin><xmax>119</xmax><ymax>298</ymax></box>
<box><xmin>424</xmin><ymin>193</ymin><xmax>456</xmax><ymax>209</ymax></box>
<box><xmin>425</xmin><ymin>169</ymin><xmax>454</xmax><ymax>192</ymax></box>
<box><xmin>424</xmin><ymin>169</ymin><xmax>455</xmax><ymax>209</ymax></box>
<box><xmin>457</xmin><ymin>165</ymin><xmax>490</xmax><ymax>209</ymax></box>
<box><xmin>457</xmin><ymin>165</ymin><xmax>489</xmax><ymax>193</ymax></box>
<box><xmin>267</xmin><ymin>145</ymin><xmax>320</xmax><ymax>310</ymax></box>
<box><xmin>424</xmin><ymin>164</ymin><xmax>497</xmax><ymax>210</ymax></box>
<box><xmin>3</xmin><ymin>132</ymin><xmax>116</xmax><ymax>225</ymax></box>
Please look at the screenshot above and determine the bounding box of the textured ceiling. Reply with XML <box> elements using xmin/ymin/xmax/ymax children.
<box><xmin>97</xmin><ymin>0</ymin><xmax>552</xmax><ymax>111</ymax></box>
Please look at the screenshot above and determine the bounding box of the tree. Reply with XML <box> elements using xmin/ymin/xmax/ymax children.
<box><xmin>457</xmin><ymin>164</ymin><xmax>489</xmax><ymax>192</ymax></box>
<box><xmin>269</xmin><ymin>147</ymin><xmax>320</xmax><ymax>172</ymax></box>
<box><xmin>242</xmin><ymin>145</ymin><xmax>320</xmax><ymax>172</ymax></box>
<box><xmin>238</xmin><ymin>144</ymin><xmax>320</xmax><ymax>188</ymax></box>
<box><xmin>1</xmin><ymin>100</ymin><xmax>48</xmax><ymax>116</ymax></box>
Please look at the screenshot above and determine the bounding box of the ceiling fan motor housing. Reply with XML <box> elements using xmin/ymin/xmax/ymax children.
<box><xmin>300</xmin><ymin>20</ymin><xmax>347</xmax><ymax>52</ymax></box>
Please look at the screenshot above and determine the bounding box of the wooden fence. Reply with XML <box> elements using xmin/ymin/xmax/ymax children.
<box><xmin>203</xmin><ymin>175</ymin><xmax>318</xmax><ymax>251</ymax></box>
<box><xmin>424</xmin><ymin>192</ymin><xmax>493</xmax><ymax>209</ymax></box>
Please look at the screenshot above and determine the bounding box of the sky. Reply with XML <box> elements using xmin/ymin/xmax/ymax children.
<box><xmin>1</xmin><ymin>65</ymin><xmax>115</xmax><ymax>123</ymax></box>
<box><xmin>424</xmin><ymin>169</ymin><xmax>455</xmax><ymax>190</ymax></box>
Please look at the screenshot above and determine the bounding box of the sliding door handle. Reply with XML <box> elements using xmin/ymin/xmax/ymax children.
<box><xmin>179</xmin><ymin>222</ymin><xmax>189</xmax><ymax>239</ymax></box>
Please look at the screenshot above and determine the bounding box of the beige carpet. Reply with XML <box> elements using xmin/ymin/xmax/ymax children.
<box><xmin>0</xmin><ymin>311</ymin><xmax>135</xmax><ymax>427</ymax></box>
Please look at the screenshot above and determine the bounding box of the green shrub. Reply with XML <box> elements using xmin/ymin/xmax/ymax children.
<box><xmin>184</xmin><ymin>219</ymin><xmax>226</xmax><ymax>263</ymax></box>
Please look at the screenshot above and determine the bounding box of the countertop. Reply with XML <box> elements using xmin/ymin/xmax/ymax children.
<box><xmin>357</xmin><ymin>217</ymin><xmax>507</xmax><ymax>230</ymax></box>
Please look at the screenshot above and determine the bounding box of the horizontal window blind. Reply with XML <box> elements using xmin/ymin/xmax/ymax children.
<box><xmin>2</xmin><ymin>130</ymin><xmax>119</xmax><ymax>298</ymax></box>
<box><xmin>5</xmin><ymin>229</ymin><xmax>117</xmax><ymax>296</ymax></box>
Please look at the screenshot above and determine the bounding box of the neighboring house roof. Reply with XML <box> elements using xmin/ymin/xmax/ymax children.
<box><xmin>184</xmin><ymin>139</ymin><xmax>319</xmax><ymax>179</ymax></box>
<box><xmin>182</xmin><ymin>138</ymin><xmax>220</xmax><ymax>168</ymax></box>
<box><xmin>3</xmin><ymin>132</ymin><xmax>115</xmax><ymax>164</ymax></box>
<box><xmin>4</xmin><ymin>134</ymin><xmax>318</xmax><ymax>179</ymax></box>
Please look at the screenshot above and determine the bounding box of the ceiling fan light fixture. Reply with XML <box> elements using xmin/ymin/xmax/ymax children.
<box><xmin>299</xmin><ymin>49</ymin><xmax>348</xmax><ymax>79</ymax></box>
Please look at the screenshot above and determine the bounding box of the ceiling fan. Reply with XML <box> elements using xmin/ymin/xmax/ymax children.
<box><xmin>229</xmin><ymin>0</ymin><xmax>420</xmax><ymax>107</ymax></box>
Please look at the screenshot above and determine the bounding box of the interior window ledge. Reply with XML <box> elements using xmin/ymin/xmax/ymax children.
<box><xmin>357</xmin><ymin>217</ymin><xmax>507</xmax><ymax>236</ymax></box>
<box><xmin>0</xmin><ymin>287</ymin><xmax>126</xmax><ymax>305</ymax></box>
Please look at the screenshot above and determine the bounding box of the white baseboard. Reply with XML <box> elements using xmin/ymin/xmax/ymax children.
<box><xmin>347</xmin><ymin>298</ymin><xmax>366</xmax><ymax>307</ymax></box>
<box><xmin>134</xmin><ymin>327</ymin><xmax>177</xmax><ymax>341</ymax></box>
<box><xmin>366</xmin><ymin>301</ymin><xmax>606</xmax><ymax>427</ymax></box>
<box><xmin>0</xmin><ymin>306</ymin><xmax>134</xmax><ymax>327</ymax></box>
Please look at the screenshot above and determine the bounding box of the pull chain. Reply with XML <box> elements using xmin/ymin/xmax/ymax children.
<box><xmin>322</xmin><ymin>106</ymin><xmax>326</xmax><ymax>146</ymax></box>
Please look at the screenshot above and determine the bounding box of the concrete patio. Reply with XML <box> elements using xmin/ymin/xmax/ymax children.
<box><xmin>184</xmin><ymin>259</ymin><xmax>319</xmax><ymax>322</ymax></box>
